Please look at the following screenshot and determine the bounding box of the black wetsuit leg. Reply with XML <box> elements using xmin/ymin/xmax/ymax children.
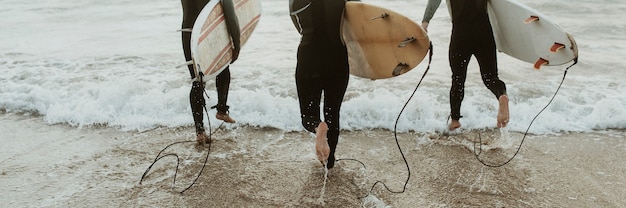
<box><xmin>322</xmin><ymin>53</ymin><xmax>349</xmax><ymax>168</ymax></box>
<box><xmin>448</xmin><ymin>0</ymin><xmax>506</xmax><ymax>121</ymax></box>
<box><xmin>475</xmin><ymin>34</ymin><xmax>507</xmax><ymax>99</ymax></box>
<box><xmin>448</xmin><ymin>32</ymin><xmax>506</xmax><ymax>121</ymax></box>
<box><xmin>295</xmin><ymin>44</ymin><xmax>349</xmax><ymax>168</ymax></box>
<box><xmin>182</xmin><ymin>0</ymin><xmax>211</xmax><ymax>78</ymax></box>
<box><xmin>293</xmin><ymin>0</ymin><xmax>349</xmax><ymax>168</ymax></box>
<box><xmin>214</xmin><ymin>67</ymin><xmax>231</xmax><ymax>113</ymax></box>
<box><xmin>448</xmin><ymin>33</ymin><xmax>472</xmax><ymax>121</ymax></box>
<box><xmin>182</xmin><ymin>0</ymin><xmax>211</xmax><ymax>134</ymax></box>
<box><xmin>295</xmin><ymin>48</ymin><xmax>323</xmax><ymax>133</ymax></box>
<box><xmin>190</xmin><ymin>81</ymin><xmax>206</xmax><ymax>133</ymax></box>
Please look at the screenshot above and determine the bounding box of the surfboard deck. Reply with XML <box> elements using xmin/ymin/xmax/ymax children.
<box><xmin>190</xmin><ymin>0</ymin><xmax>261</xmax><ymax>80</ymax></box>
<box><xmin>342</xmin><ymin>2</ymin><xmax>430</xmax><ymax>80</ymax></box>
<box><xmin>486</xmin><ymin>0</ymin><xmax>578</xmax><ymax>69</ymax></box>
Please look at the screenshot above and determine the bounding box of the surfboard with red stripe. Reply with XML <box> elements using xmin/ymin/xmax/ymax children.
<box><xmin>190</xmin><ymin>0</ymin><xmax>261</xmax><ymax>79</ymax></box>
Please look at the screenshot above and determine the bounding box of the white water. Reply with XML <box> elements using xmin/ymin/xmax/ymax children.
<box><xmin>1</xmin><ymin>0</ymin><xmax>625</xmax><ymax>134</ymax></box>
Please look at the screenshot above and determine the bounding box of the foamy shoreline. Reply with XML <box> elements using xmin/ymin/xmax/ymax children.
<box><xmin>1</xmin><ymin>113</ymin><xmax>624</xmax><ymax>207</ymax></box>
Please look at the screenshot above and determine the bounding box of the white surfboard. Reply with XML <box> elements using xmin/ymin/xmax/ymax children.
<box><xmin>486</xmin><ymin>0</ymin><xmax>578</xmax><ymax>69</ymax></box>
<box><xmin>190</xmin><ymin>0</ymin><xmax>261</xmax><ymax>79</ymax></box>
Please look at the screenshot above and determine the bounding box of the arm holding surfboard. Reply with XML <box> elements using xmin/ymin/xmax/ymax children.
<box><xmin>221</xmin><ymin>0</ymin><xmax>241</xmax><ymax>63</ymax></box>
<box><xmin>421</xmin><ymin>0</ymin><xmax>442</xmax><ymax>31</ymax></box>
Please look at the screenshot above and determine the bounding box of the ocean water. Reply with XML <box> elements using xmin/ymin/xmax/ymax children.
<box><xmin>1</xmin><ymin>0</ymin><xmax>625</xmax><ymax>134</ymax></box>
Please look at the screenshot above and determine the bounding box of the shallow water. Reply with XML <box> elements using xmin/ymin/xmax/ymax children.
<box><xmin>1</xmin><ymin>0</ymin><xmax>625</xmax><ymax>133</ymax></box>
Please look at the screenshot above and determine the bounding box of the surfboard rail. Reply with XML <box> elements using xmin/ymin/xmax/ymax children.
<box><xmin>190</xmin><ymin>0</ymin><xmax>261</xmax><ymax>80</ymax></box>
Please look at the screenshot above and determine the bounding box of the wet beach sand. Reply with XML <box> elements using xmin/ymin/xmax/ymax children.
<box><xmin>1</xmin><ymin>113</ymin><xmax>624</xmax><ymax>207</ymax></box>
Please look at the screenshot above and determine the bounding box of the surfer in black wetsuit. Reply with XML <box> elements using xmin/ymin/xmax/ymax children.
<box><xmin>422</xmin><ymin>0</ymin><xmax>509</xmax><ymax>131</ymax></box>
<box><xmin>289</xmin><ymin>0</ymin><xmax>359</xmax><ymax>169</ymax></box>
<box><xmin>181</xmin><ymin>0</ymin><xmax>240</xmax><ymax>145</ymax></box>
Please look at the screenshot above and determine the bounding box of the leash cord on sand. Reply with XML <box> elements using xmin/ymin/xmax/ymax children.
<box><xmin>473</xmin><ymin>59</ymin><xmax>577</xmax><ymax>167</ymax></box>
<box><xmin>178</xmin><ymin>98</ymin><xmax>214</xmax><ymax>194</ymax></box>
<box><xmin>358</xmin><ymin>42</ymin><xmax>433</xmax><ymax>198</ymax></box>
<box><xmin>336</xmin><ymin>158</ymin><xmax>366</xmax><ymax>169</ymax></box>
<box><xmin>139</xmin><ymin>85</ymin><xmax>224</xmax><ymax>194</ymax></box>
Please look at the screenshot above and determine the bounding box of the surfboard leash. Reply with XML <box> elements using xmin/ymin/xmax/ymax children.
<box><xmin>357</xmin><ymin>41</ymin><xmax>434</xmax><ymax>198</ymax></box>
<box><xmin>472</xmin><ymin>58</ymin><xmax>578</xmax><ymax>168</ymax></box>
<box><xmin>178</xmin><ymin>99</ymin><xmax>225</xmax><ymax>194</ymax></box>
<box><xmin>139</xmin><ymin>73</ymin><xmax>225</xmax><ymax>194</ymax></box>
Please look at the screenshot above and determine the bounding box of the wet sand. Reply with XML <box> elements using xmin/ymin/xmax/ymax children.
<box><xmin>1</xmin><ymin>113</ymin><xmax>624</xmax><ymax>207</ymax></box>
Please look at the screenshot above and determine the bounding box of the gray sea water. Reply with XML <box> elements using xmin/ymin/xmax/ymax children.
<box><xmin>1</xmin><ymin>0</ymin><xmax>625</xmax><ymax>133</ymax></box>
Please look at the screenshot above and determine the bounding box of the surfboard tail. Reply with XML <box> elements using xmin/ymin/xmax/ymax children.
<box><xmin>566</xmin><ymin>33</ymin><xmax>579</xmax><ymax>59</ymax></box>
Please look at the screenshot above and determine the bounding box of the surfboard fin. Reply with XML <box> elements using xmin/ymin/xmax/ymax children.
<box><xmin>370</xmin><ymin>13</ymin><xmax>389</xmax><ymax>20</ymax></box>
<box><xmin>392</xmin><ymin>63</ymin><xmax>409</xmax><ymax>76</ymax></box>
<box><xmin>524</xmin><ymin>15</ymin><xmax>540</xmax><ymax>24</ymax></box>
<box><xmin>534</xmin><ymin>58</ymin><xmax>549</xmax><ymax>70</ymax></box>
<box><xmin>550</xmin><ymin>42</ymin><xmax>566</xmax><ymax>53</ymax></box>
<box><xmin>398</xmin><ymin>37</ymin><xmax>416</xmax><ymax>47</ymax></box>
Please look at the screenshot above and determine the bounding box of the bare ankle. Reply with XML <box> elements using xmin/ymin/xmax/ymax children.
<box><xmin>448</xmin><ymin>120</ymin><xmax>461</xmax><ymax>131</ymax></box>
<box><xmin>216</xmin><ymin>112</ymin><xmax>236</xmax><ymax>123</ymax></box>
<box><xmin>196</xmin><ymin>131</ymin><xmax>210</xmax><ymax>145</ymax></box>
<box><xmin>497</xmin><ymin>94</ymin><xmax>510</xmax><ymax>128</ymax></box>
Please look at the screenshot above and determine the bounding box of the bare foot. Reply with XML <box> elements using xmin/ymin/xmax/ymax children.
<box><xmin>196</xmin><ymin>131</ymin><xmax>210</xmax><ymax>146</ymax></box>
<box><xmin>497</xmin><ymin>94</ymin><xmax>510</xmax><ymax>128</ymax></box>
<box><xmin>448</xmin><ymin>119</ymin><xmax>461</xmax><ymax>131</ymax></box>
<box><xmin>315</xmin><ymin>122</ymin><xmax>330</xmax><ymax>166</ymax></box>
<box><xmin>216</xmin><ymin>112</ymin><xmax>236</xmax><ymax>123</ymax></box>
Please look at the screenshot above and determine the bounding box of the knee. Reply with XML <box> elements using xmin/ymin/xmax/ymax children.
<box><xmin>481</xmin><ymin>72</ymin><xmax>499</xmax><ymax>83</ymax></box>
<box><xmin>190</xmin><ymin>81</ymin><xmax>205</xmax><ymax>103</ymax></box>
<box><xmin>301</xmin><ymin>116</ymin><xmax>318</xmax><ymax>133</ymax></box>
